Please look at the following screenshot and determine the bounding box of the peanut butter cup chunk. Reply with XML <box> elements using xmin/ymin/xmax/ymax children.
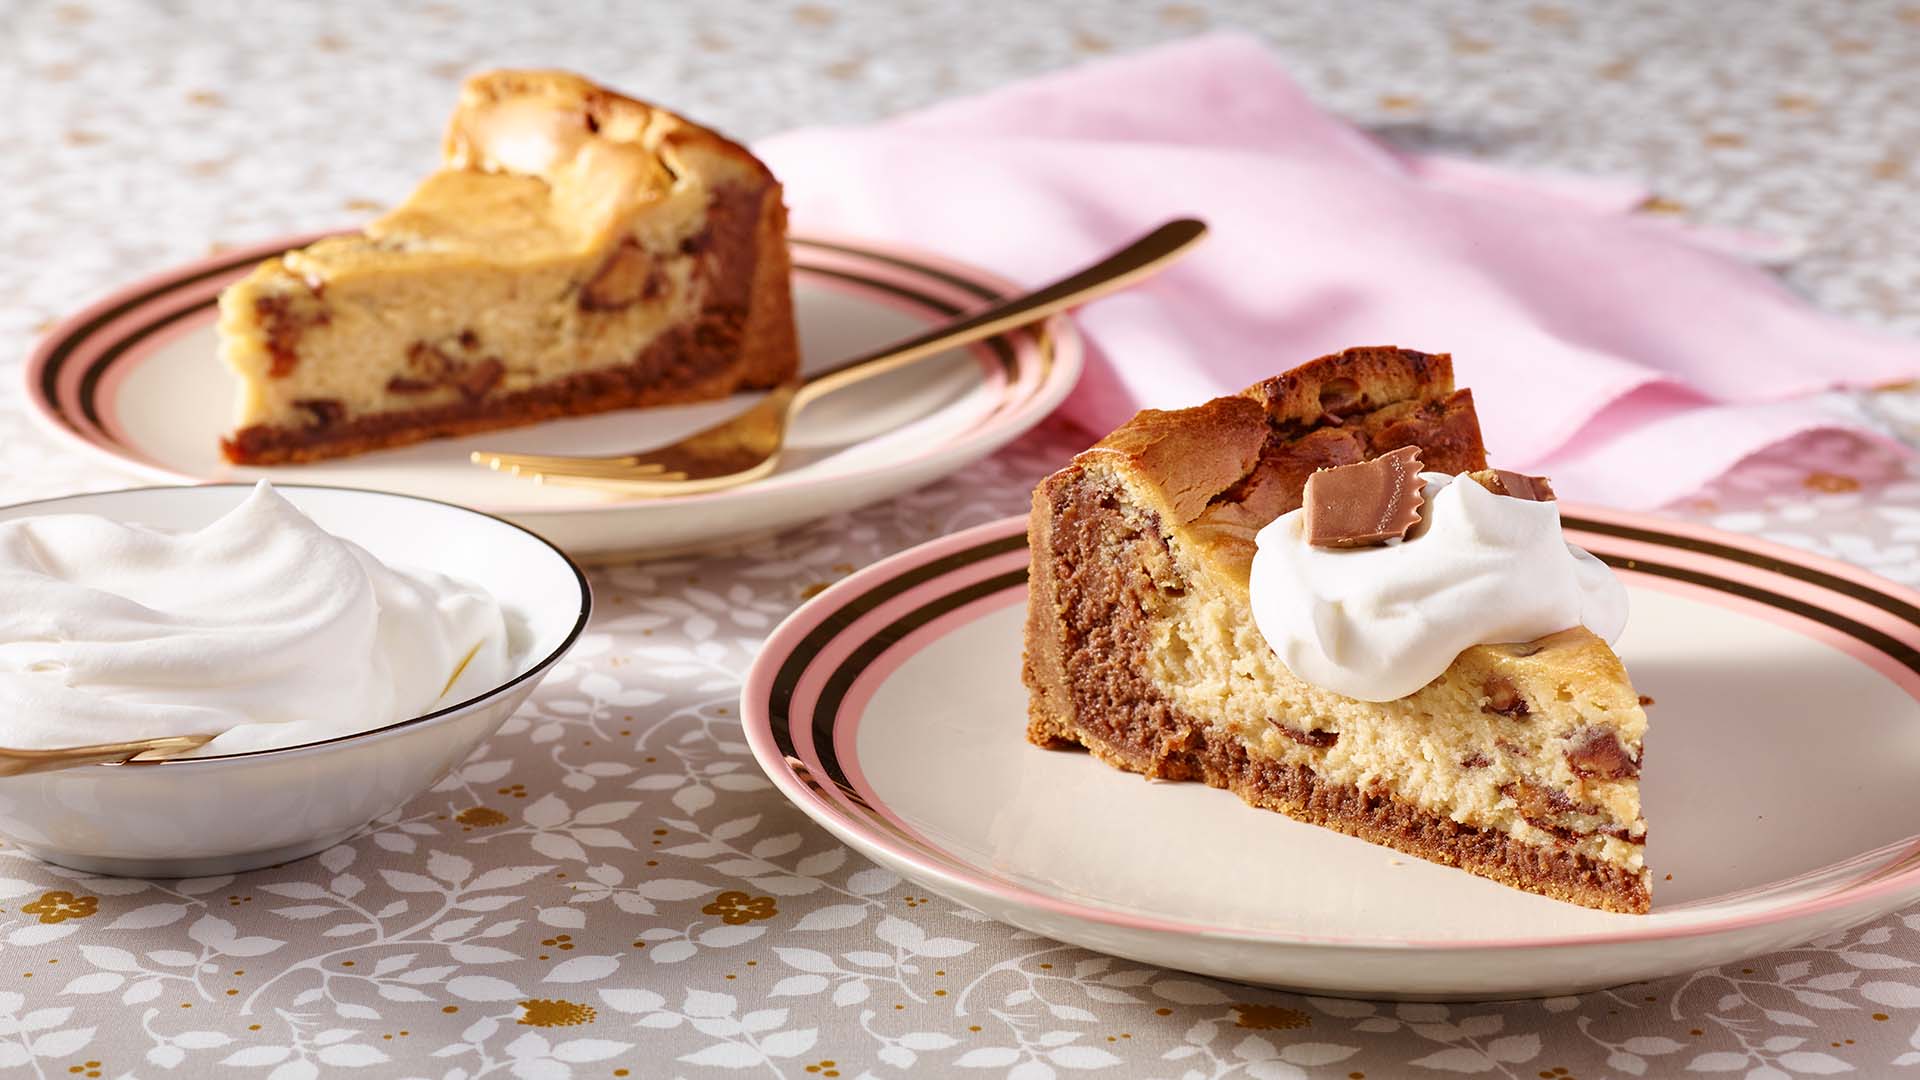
<box><xmin>1022</xmin><ymin>346</ymin><xmax>1651</xmax><ymax>913</ymax></box>
<box><xmin>1470</xmin><ymin>468</ymin><xmax>1557</xmax><ymax>502</ymax></box>
<box><xmin>1303</xmin><ymin>445</ymin><xmax>1426</xmax><ymax>548</ymax></box>
<box><xmin>217</xmin><ymin>70</ymin><xmax>797</xmax><ymax>464</ymax></box>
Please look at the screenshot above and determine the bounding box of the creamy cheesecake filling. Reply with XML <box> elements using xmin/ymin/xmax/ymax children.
<box><xmin>1107</xmin><ymin>466</ymin><xmax>1648</xmax><ymax>873</ymax></box>
<box><xmin>220</xmin><ymin>174</ymin><xmax>714</xmax><ymax>430</ymax></box>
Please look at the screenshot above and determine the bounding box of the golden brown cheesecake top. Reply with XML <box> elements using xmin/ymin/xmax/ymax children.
<box><xmin>282</xmin><ymin>70</ymin><xmax>771</xmax><ymax>277</ymax></box>
<box><xmin>1077</xmin><ymin>346</ymin><xmax>1488</xmax><ymax>588</ymax></box>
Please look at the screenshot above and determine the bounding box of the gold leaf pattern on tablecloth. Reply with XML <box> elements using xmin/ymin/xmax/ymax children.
<box><xmin>1234</xmin><ymin>1003</ymin><xmax>1312</xmax><ymax>1030</ymax></box>
<box><xmin>702</xmin><ymin>891</ymin><xmax>780</xmax><ymax>925</ymax></box>
<box><xmin>20</xmin><ymin>891</ymin><xmax>97</xmax><ymax>925</ymax></box>
<box><xmin>517</xmin><ymin>998</ymin><xmax>596</xmax><ymax>1027</ymax></box>
<box><xmin>454</xmin><ymin>806</ymin><xmax>509</xmax><ymax>828</ymax></box>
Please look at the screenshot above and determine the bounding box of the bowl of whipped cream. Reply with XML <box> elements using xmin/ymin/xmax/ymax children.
<box><xmin>0</xmin><ymin>482</ymin><xmax>590</xmax><ymax>877</ymax></box>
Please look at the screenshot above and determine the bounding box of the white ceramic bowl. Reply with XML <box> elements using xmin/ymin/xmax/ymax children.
<box><xmin>0</xmin><ymin>484</ymin><xmax>590</xmax><ymax>877</ymax></box>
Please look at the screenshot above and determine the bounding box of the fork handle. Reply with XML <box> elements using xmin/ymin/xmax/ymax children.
<box><xmin>794</xmin><ymin>217</ymin><xmax>1208</xmax><ymax>409</ymax></box>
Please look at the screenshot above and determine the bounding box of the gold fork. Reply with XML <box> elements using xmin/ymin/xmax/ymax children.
<box><xmin>471</xmin><ymin>217</ymin><xmax>1208</xmax><ymax>494</ymax></box>
<box><xmin>0</xmin><ymin>734</ymin><xmax>215</xmax><ymax>777</ymax></box>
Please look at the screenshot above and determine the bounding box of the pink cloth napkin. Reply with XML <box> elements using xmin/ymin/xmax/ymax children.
<box><xmin>756</xmin><ymin>34</ymin><xmax>1920</xmax><ymax>508</ymax></box>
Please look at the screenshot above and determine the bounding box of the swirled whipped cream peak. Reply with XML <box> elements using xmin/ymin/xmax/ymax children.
<box><xmin>0</xmin><ymin>483</ymin><xmax>510</xmax><ymax>756</ymax></box>
<box><xmin>1249</xmin><ymin>469</ymin><xmax>1627</xmax><ymax>702</ymax></box>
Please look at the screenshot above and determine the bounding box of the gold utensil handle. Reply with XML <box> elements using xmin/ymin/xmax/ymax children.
<box><xmin>795</xmin><ymin>218</ymin><xmax>1208</xmax><ymax>409</ymax></box>
<box><xmin>0</xmin><ymin>734</ymin><xmax>215</xmax><ymax>777</ymax></box>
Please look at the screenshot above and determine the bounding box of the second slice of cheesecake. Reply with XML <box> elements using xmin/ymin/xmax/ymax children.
<box><xmin>218</xmin><ymin>70</ymin><xmax>798</xmax><ymax>464</ymax></box>
<box><xmin>1022</xmin><ymin>347</ymin><xmax>1650</xmax><ymax>913</ymax></box>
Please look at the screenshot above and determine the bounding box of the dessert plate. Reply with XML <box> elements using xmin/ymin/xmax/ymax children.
<box><xmin>743</xmin><ymin>512</ymin><xmax>1920</xmax><ymax>1000</ymax></box>
<box><xmin>25</xmin><ymin>235</ymin><xmax>1080</xmax><ymax>558</ymax></box>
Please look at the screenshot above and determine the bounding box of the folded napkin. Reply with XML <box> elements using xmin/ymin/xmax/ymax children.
<box><xmin>757</xmin><ymin>34</ymin><xmax>1920</xmax><ymax>507</ymax></box>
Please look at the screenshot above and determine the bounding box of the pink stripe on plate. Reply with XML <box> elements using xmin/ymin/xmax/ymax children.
<box><xmin>92</xmin><ymin>306</ymin><xmax>221</xmax><ymax>459</ymax></box>
<box><xmin>788</xmin><ymin>265</ymin><xmax>1017</xmax><ymax>416</ymax></box>
<box><xmin>24</xmin><ymin>234</ymin><xmax>328</xmax><ymax>461</ymax></box>
<box><xmin>1623</xmin><ymin>570</ymin><xmax>1920</xmax><ymax>711</ymax></box>
<box><xmin>1568</xmin><ymin>502</ymin><xmax>1920</xmax><ymax>613</ymax></box>
<box><xmin>829</xmin><ymin>566</ymin><xmax>1029</xmax><ymax>836</ymax></box>
<box><xmin>777</xmin><ymin>541</ymin><xmax>1027</xmax><ymax>827</ymax></box>
<box><xmin>52</xmin><ymin>293</ymin><xmax>222</xmax><ymax>445</ymax></box>
<box><xmin>1589</xmin><ymin>535</ymin><xmax>1920</xmax><ymax>700</ymax></box>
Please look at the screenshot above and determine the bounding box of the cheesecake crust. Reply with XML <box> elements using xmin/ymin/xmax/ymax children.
<box><xmin>1031</xmin><ymin>698</ymin><xmax>1650</xmax><ymax>913</ymax></box>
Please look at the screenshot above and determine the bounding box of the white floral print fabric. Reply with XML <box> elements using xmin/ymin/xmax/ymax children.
<box><xmin>5</xmin><ymin>2</ymin><xmax>1920</xmax><ymax>1077</ymax></box>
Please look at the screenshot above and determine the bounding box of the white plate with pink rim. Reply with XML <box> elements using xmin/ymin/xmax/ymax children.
<box><xmin>741</xmin><ymin>511</ymin><xmax>1920</xmax><ymax>1000</ymax></box>
<box><xmin>23</xmin><ymin>233</ymin><xmax>1081</xmax><ymax>560</ymax></box>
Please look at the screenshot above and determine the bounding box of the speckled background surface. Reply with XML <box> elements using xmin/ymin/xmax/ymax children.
<box><xmin>6</xmin><ymin>2</ymin><xmax>1920</xmax><ymax>1078</ymax></box>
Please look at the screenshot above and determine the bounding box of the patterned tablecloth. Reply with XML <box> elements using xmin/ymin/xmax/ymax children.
<box><xmin>8</xmin><ymin>2</ymin><xmax>1920</xmax><ymax>1077</ymax></box>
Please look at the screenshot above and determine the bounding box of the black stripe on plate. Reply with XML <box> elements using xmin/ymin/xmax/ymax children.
<box><xmin>766</xmin><ymin>532</ymin><xmax>1027</xmax><ymax>764</ymax></box>
<box><xmin>78</xmin><ymin>300</ymin><xmax>214</xmax><ymax>430</ymax></box>
<box><xmin>795</xmin><ymin>238</ymin><xmax>1003</xmax><ymax>303</ymax></box>
<box><xmin>1570</xmin><ymin>515</ymin><xmax>1920</xmax><ymax>630</ymax></box>
<box><xmin>806</xmin><ymin>567</ymin><xmax>1031</xmax><ymax>793</ymax></box>
<box><xmin>1596</xmin><ymin>553</ymin><xmax>1920</xmax><ymax>675</ymax></box>
<box><xmin>38</xmin><ymin>248</ymin><xmax>272</xmax><ymax>419</ymax></box>
<box><xmin>796</xmin><ymin>264</ymin><xmax>1018</xmax><ymax>380</ymax></box>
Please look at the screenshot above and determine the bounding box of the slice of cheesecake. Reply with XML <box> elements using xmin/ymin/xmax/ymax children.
<box><xmin>217</xmin><ymin>70</ymin><xmax>798</xmax><ymax>464</ymax></box>
<box><xmin>1022</xmin><ymin>347</ymin><xmax>1650</xmax><ymax>913</ymax></box>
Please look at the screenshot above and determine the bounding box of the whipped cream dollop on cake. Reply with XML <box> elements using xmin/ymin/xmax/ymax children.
<box><xmin>1249</xmin><ymin>469</ymin><xmax>1626</xmax><ymax>701</ymax></box>
<box><xmin>0</xmin><ymin>483</ymin><xmax>509</xmax><ymax>755</ymax></box>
